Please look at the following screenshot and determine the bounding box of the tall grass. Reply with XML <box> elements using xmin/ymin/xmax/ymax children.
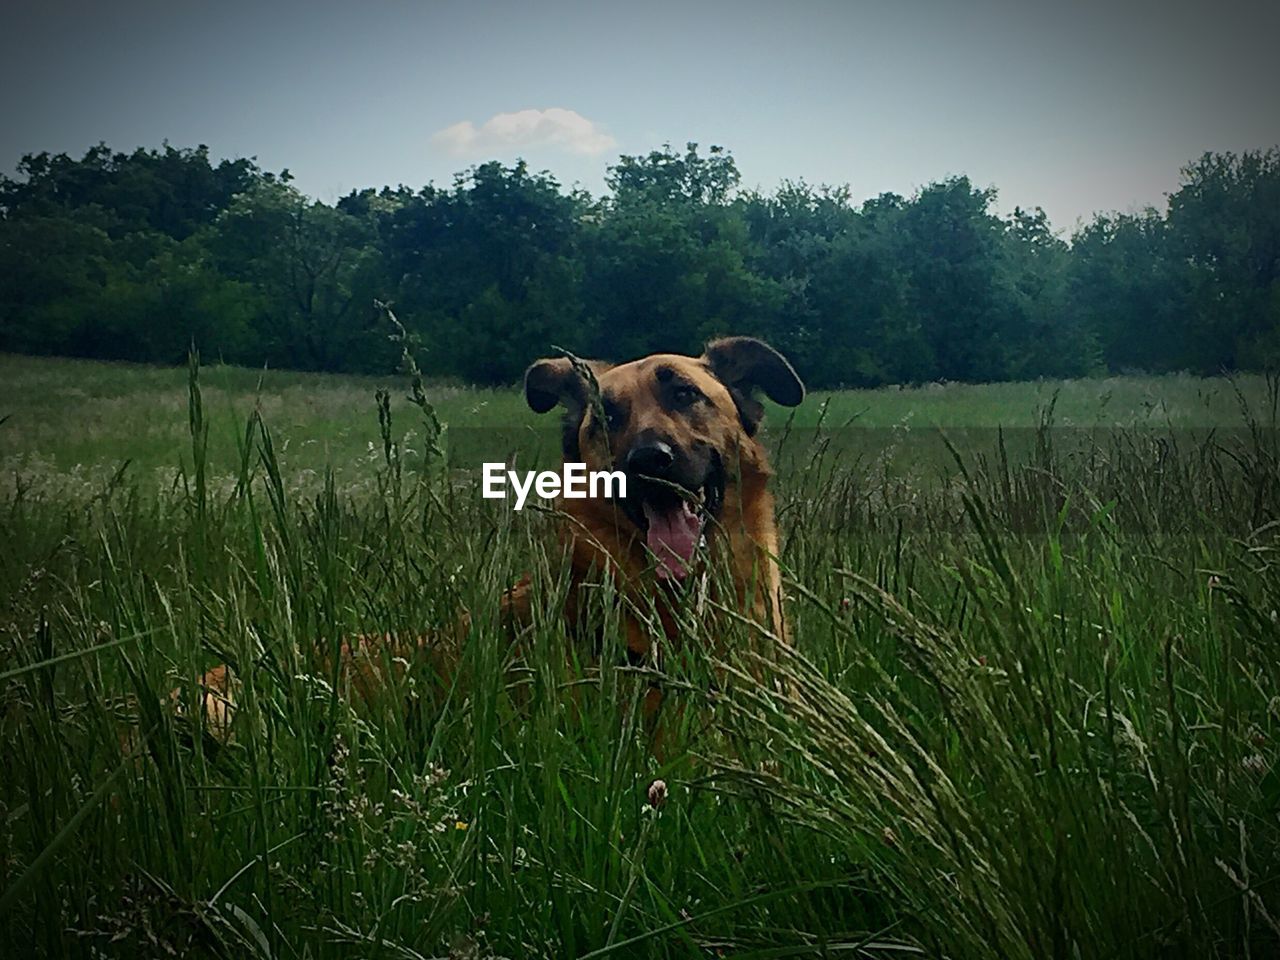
<box><xmin>1</xmin><ymin>360</ymin><xmax>1278</xmax><ymax>957</ymax></box>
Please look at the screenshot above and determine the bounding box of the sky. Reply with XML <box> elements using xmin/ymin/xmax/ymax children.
<box><xmin>2</xmin><ymin>0</ymin><xmax>1278</xmax><ymax>231</ymax></box>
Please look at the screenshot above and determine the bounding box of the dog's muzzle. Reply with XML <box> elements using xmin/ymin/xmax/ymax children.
<box><xmin>620</xmin><ymin>444</ymin><xmax>724</xmax><ymax>582</ymax></box>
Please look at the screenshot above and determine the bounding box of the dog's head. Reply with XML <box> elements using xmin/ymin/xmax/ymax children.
<box><xmin>524</xmin><ymin>337</ymin><xmax>804</xmax><ymax>580</ymax></box>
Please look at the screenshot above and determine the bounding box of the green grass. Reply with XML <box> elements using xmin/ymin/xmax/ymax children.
<box><xmin>2</xmin><ymin>353</ymin><xmax>1279</xmax><ymax>958</ymax></box>
<box><xmin>2</xmin><ymin>352</ymin><xmax>1263</xmax><ymax>494</ymax></box>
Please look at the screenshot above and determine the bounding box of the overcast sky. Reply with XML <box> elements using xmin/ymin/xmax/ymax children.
<box><xmin>2</xmin><ymin>0</ymin><xmax>1278</xmax><ymax>231</ymax></box>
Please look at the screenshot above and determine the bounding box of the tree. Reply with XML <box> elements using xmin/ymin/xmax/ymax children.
<box><xmin>372</xmin><ymin>161</ymin><xmax>591</xmax><ymax>383</ymax></box>
<box><xmin>1067</xmin><ymin>211</ymin><xmax>1186</xmax><ymax>372</ymax></box>
<box><xmin>1</xmin><ymin>138</ymin><xmax>1275</xmax><ymax>386</ymax></box>
<box><xmin>1003</xmin><ymin>206</ymin><xmax>1089</xmax><ymax>378</ymax></box>
<box><xmin>210</xmin><ymin>179</ymin><xmax>385</xmax><ymax>372</ymax></box>
<box><xmin>0</xmin><ymin>212</ymin><xmax>114</xmax><ymax>355</ymax></box>
<box><xmin>0</xmin><ymin>143</ymin><xmax>263</xmax><ymax>240</ymax></box>
<box><xmin>582</xmin><ymin>144</ymin><xmax>780</xmax><ymax>362</ymax></box>
<box><xmin>1167</xmin><ymin>149</ymin><xmax>1280</xmax><ymax>370</ymax></box>
<box><xmin>606</xmin><ymin>142</ymin><xmax>740</xmax><ymax>206</ymax></box>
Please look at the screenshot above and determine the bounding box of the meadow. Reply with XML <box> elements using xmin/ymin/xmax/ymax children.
<box><xmin>2</xmin><ymin>351</ymin><xmax>1279</xmax><ymax>958</ymax></box>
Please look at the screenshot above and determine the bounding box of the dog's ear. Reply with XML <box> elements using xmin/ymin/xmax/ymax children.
<box><xmin>524</xmin><ymin>357</ymin><xmax>611</xmax><ymax>413</ymax></box>
<box><xmin>525</xmin><ymin>356</ymin><xmax>613</xmax><ymax>459</ymax></box>
<box><xmin>702</xmin><ymin>337</ymin><xmax>804</xmax><ymax>434</ymax></box>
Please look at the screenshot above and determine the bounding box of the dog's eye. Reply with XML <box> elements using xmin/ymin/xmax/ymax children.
<box><xmin>671</xmin><ymin>385</ymin><xmax>702</xmax><ymax>407</ymax></box>
<box><xmin>602</xmin><ymin>400</ymin><xmax>625</xmax><ymax>431</ymax></box>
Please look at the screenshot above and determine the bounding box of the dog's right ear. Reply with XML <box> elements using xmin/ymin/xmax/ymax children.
<box><xmin>524</xmin><ymin>357</ymin><xmax>611</xmax><ymax>413</ymax></box>
<box><xmin>525</xmin><ymin>356</ymin><xmax>613</xmax><ymax>460</ymax></box>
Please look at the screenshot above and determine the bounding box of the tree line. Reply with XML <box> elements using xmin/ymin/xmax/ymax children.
<box><xmin>1</xmin><ymin>142</ymin><xmax>1276</xmax><ymax>388</ymax></box>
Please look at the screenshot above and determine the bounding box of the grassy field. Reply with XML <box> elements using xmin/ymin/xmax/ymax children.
<box><xmin>1</xmin><ymin>352</ymin><xmax>1264</xmax><ymax>495</ymax></box>
<box><xmin>2</xmin><ymin>352</ymin><xmax>1280</xmax><ymax>958</ymax></box>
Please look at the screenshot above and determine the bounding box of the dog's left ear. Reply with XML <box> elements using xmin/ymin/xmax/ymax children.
<box><xmin>702</xmin><ymin>337</ymin><xmax>805</xmax><ymax>435</ymax></box>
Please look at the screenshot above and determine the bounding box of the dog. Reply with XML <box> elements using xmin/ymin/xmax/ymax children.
<box><xmin>175</xmin><ymin>337</ymin><xmax>804</xmax><ymax>735</ymax></box>
<box><xmin>512</xmin><ymin>336</ymin><xmax>804</xmax><ymax>667</ymax></box>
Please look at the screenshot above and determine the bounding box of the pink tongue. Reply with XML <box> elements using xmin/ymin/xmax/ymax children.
<box><xmin>643</xmin><ymin>501</ymin><xmax>701</xmax><ymax>581</ymax></box>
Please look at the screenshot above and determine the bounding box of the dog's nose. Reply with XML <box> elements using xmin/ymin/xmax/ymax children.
<box><xmin>626</xmin><ymin>440</ymin><xmax>675</xmax><ymax>475</ymax></box>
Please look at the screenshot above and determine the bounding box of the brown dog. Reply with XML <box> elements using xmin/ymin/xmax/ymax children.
<box><xmin>175</xmin><ymin>337</ymin><xmax>803</xmax><ymax>734</ymax></box>
<box><xmin>513</xmin><ymin>336</ymin><xmax>804</xmax><ymax>667</ymax></box>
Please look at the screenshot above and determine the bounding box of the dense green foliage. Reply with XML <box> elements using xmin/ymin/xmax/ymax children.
<box><xmin>2</xmin><ymin>142</ymin><xmax>1278</xmax><ymax>386</ymax></box>
<box><xmin>2</xmin><ymin>362</ymin><xmax>1279</xmax><ymax>956</ymax></box>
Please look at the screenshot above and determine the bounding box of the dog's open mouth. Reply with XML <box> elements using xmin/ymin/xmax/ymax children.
<box><xmin>623</xmin><ymin>464</ymin><xmax>724</xmax><ymax>583</ymax></box>
<box><xmin>642</xmin><ymin>497</ymin><xmax>703</xmax><ymax>582</ymax></box>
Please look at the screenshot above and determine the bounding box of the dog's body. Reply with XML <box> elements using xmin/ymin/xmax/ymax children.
<box><xmin>178</xmin><ymin>338</ymin><xmax>803</xmax><ymax>733</ymax></box>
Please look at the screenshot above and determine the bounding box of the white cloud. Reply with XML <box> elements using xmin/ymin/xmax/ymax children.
<box><xmin>432</xmin><ymin>108</ymin><xmax>616</xmax><ymax>157</ymax></box>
